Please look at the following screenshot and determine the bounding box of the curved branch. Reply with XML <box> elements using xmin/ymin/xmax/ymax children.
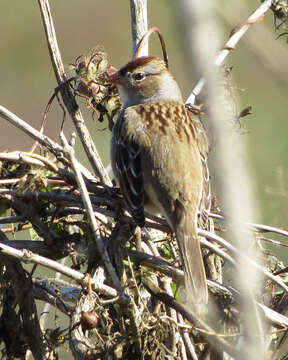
<box><xmin>186</xmin><ymin>0</ymin><xmax>274</xmax><ymax>104</ymax></box>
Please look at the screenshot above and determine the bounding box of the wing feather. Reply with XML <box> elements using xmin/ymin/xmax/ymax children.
<box><xmin>113</xmin><ymin>111</ymin><xmax>145</xmax><ymax>227</ymax></box>
<box><xmin>186</xmin><ymin>105</ymin><xmax>211</xmax><ymax>230</ymax></box>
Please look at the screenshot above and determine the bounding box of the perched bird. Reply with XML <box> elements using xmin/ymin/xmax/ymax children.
<box><xmin>109</xmin><ymin>56</ymin><xmax>209</xmax><ymax>314</ymax></box>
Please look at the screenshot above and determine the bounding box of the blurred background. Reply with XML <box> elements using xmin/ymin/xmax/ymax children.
<box><xmin>1</xmin><ymin>1</ymin><xmax>288</xmax><ymax>358</ymax></box>
<box><xmin>1</xmin><ymin>0</ymin><xmax>288</xmax><ymax>249</ymax></box>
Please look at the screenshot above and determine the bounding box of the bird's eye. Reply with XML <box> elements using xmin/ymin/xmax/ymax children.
<box><xmin>132</xmin><ymin>72</ymin><xmax>145</xmax><ymax>81</ymax></box>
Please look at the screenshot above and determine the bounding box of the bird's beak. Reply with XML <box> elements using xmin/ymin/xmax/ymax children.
<box><xmin>108</xmin><ymin>66</ymin><xmax>121</xmax><ymax>85</ymax></box>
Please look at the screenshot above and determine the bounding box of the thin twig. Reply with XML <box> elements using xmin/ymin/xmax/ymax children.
<box><xmin>60</xmin><ymin>132</ymin><xmax>126</xmax><ymax>299</ymax></box>
<box><xmin>178</xmin><ymin>313</ymin><xmax>198</xmax><ymax>360</ymax></box>
<box><xmin>199</xmin><ymin>229</ymin><xmax>288</xmax><ymax>294</ymax></box>
<box><xmin>210</xmin><ymin>212</ymin><xmax>288</xmax><ymax>238</ymax></box>
<box><xmin>33</xmin><ymin>278</ymin><xmax>74</xmax><ymax>316</ymax></box>
<box><xmin>37</xmin><ymin>0</ymin><xmax>112</xmax><ymax>186</ymax></box>
<box><xmin>0</xmin><ymin>242</ymin><xmax>117</xmax><ymax>297</ymax></box>
<box><xmin>143</xmin><ymin>278</ymin><xmax>241</xmax><ymax>360</ymax></box>
<box><xmin>215</xmin><ymin>1</ymin><xmax>288</xmax><ymax>89</ymax></box>
<box><xmin>0</xmin><ymin>152</ymin><xmax>56</xmax><ymax>169</ymax></box>
<box><xmin>0</xmin><ymin>105</ymin><xmax>95</xmax><ymax>182</ymax></box>
<box><xmin>260</xmin><ymin>237</ymin><xmax>288</xmax><ymax>247</ymax></box>
<box><xmin>186</xmin><ymin>0</ymin><xmax>274</xmax><ymax>104</ymax></box>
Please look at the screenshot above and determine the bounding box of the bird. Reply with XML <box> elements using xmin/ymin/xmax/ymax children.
<box><xmin>109</xmin><ymin>55</ymin><xmax>209</xmax><ymax>314</ymax></box>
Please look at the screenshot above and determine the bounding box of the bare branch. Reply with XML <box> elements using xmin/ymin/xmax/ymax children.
<box><xmin>60</xmin><ymin>132</ymin><xmax>125</xmax><ymax>299</ymax></box>
<box><xmin>143</xmin><ymin>278</ymin><xmax>241</xmax><ymax>360</ymax></box>
<box><xmin>210</xmin><ymin>212</ymin><xmax>288</xmax><ymax>238</ymax></box>
<box><xmin>33</xmin><ymin>279</ymin><xmax>74</xmax><ymax>315</ymax></box>
<box><xmin>216</xmin><ymin>1</ymin><xmax>288</xmax><ymax>89</ymax></box>
<box><xmin>0</xmin><ymin>105</ymin><xmax>95</xmax><ymax>182</ymax></box>
<box><xmin>37</xmin><ymin>0</ymin><xmax>112</xmax><ymax>186</ymax></box>
<box><xmin>0</xmin><ymin>242</ymin><xmax>117</xmax><ymax>297</ymax></box>
<box><xmin>129</xmin><ymin>0</ymin><xmax>148</xmax><ymax>57</ymax></box>
<box><xmin>186</xmin><ymin>0</ymin><xmax>274</xmax><ymax>104</ymax></box>
<box><xmin>178</xmin><ymin>0</ymin><xmax>272</xmax><ymax>357</ymax></box>
<box><xmin>199</xmin><ymin>229</ymin><xmax>288</xmax><ymax>294</ymax></box>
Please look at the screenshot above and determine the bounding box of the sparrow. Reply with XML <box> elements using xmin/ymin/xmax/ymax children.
<box><xmin>109</xmin><ymin>56</ymin><xmax>209</xmax><ymax>314</ymax></box>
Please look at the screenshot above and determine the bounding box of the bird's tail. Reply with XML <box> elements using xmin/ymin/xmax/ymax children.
<box><xmin>176</xmin><ymin>216</ymin><xmax>208</xmax><ymax>317</ymax></box>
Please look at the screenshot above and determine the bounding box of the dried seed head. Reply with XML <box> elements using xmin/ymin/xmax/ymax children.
<box><xmin>71</xmin><ymin>47</ymin><xmax>122</xmax><ymax>125</ymax></box>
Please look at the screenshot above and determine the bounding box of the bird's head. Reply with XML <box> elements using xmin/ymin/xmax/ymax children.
<box><xmin>109</xmin><ymin>56</ymin><xmax>183</xmax><ymax>106</ymax></box>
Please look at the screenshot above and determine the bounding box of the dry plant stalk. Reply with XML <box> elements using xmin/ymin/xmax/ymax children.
<box><xmin>0</xmin><ymin>0</ymin><xmax>288</xmax><ymax>359</ymax></box>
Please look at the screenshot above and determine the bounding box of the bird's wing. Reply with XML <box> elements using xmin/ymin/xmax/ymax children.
<box><xmin>186</xmin><ymin>105</ymin><xmax>211</xmax><ymax>230</ymax></box>
<box><xmin>113</xmin><ymin>110</ymin><xmax>145</xmax><ymax>227</ymax></box>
